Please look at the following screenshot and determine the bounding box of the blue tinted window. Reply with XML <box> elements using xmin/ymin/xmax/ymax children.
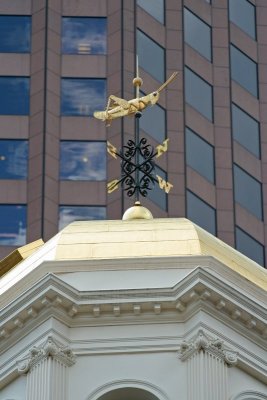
<box><xmin>187</xmin><ymin>190</ymin><xmax>216</xmax><ymax>235</ymax></box>
<box><xmin>186</xmin><ymin>127</ymin><xmax>214</xmax><ymax>183</ymax></box>
<box><xmin>137</xmin><ymin>0</ymin><xmax>164</xmax><ymax>24</ymax></box>
<box><xmin>234</xmin><ymin>164</ymin><xmax>262</xmax><ymax>220</ymax></box>
<box><xmin>60</xmin><ymin>141</ymin><xmax>106</xmax><ymax>180</ymax></box>
<box><xmin>0</xmin><ymin>205</ymin><xmax>27</xmax><ymax>246</ymax></box>
<box><xmin>61</xmin><ymin>78</ymin><xmax>106</xmax><ymax>116</ymax></box>
<box><xmin>59</xmin><ymin>206</ymin><xmax>106</xmax><ymax>230</ymax></box>
<box><xmin>229</xmin><ymin>0</ymin><xmax>256</xmax><ymax>39</ymax></box>
<box><xmin>232</xmin><ymin>104</ymin><xmax>260</xmax><ymax>158</ymax></box>
<box><xmin>230</xmin><ymin>45</ymin><xmax>258</xmax><ymax>97</ymax></box>
<box><xmin>62</xmin><ymin>17</ymin><xmax>106</xmax><ymax>54</ymax></box>
<box><xmin>185</xmin><ymin>67</ymin><xmax>213</xmax><ymax>121</ymax></box>
<box><xmin>184</xmin><ymin>8</ymin><xmax>211</xmax><ymax>61</ymax></box>
<box><xmin>0</xmin><ymin>77</ymin><xmax>30</xmax><ymax>115</ymax></box>
<box><xmin>140</xmin><ymin>91</ymin><xmax>166</xmax><ymax>143</ymax></box>
<box><xmin>0</xmin><ymin>16</ymin><xmax>31</xmax><ymax>53</ymax></box>
<box><xmin>0</xmin><ymin>140</ymin><xmax>28</xmax><ymax>179</ymax></box>
<box><xmin>137</xmin><ymin>30</ymin><xmax>165</xmax><ymax>82</ymax></box>
<box><xmin>236</xmin><ymin>227</ymin><xmax>264</xmax><ymax>266</ymax></box>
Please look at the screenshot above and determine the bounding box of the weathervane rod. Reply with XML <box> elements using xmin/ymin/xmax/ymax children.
<box><xmin>134</xmin><ymin>55</ymin><xmax>142</xmax><ymax>202</ymax></box>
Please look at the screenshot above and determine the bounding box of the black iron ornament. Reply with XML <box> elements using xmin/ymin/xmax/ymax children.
<box><xmin>110</xmin><ymin>112</ymin><xmax>159</xmax><ymax>201</ymax></box>
<box><xmin>95</xmin><ymin>62</ymin><xmax>178</xmax><ymax>201</ymax></box>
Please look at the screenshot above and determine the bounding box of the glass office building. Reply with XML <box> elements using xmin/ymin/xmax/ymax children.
<box><xmin>0</xmin><ymin>0</ymin><xmax>266</xmax><ymax>268</ymax></box>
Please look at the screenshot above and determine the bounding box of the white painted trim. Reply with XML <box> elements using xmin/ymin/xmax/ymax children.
<box><xmin>86</xmin><ymin>379</ymin><xmax>169</xmax><ymax>400</ymax></box>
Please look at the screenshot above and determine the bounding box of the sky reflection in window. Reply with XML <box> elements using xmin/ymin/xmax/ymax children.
<box><xmin>0</xmin><ymin>140</ymin><xmax>28</xmax><ymax>179</ymax></box>
<box><xmin>60</xmin><ymin>141</ymin><xmax>106</xmax><ymax>181</ymax></box>
<box><xmin>0</xmin><ymin>77</ymin><xmax>30</xmax><ymax>115</ymax></box>
<box><xmin>0</xmin><ymin>16</ymin><xmax>31</xmax><ymax>53</ymax></box>
<box><xmin>62</xmin><ymin>17</ymin><xmax>106</xmax><ymax>54</ymax></box>
<box><xmin>0</xmin><ymin>205</ymin><xmax>26</xmax><ymax>246</ymax></box>
<box><xmin>61</xmin><ymin>78</ymin><xmax>106</xmax><ymax>116</ymax></box>
<box><xmin>59</xmin><ymin>206</ymin><xmax>106</xmax><ymax>230</ymax></box>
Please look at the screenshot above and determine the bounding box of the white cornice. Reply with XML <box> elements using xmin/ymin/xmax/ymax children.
<box><xmin>0</xmin><ymin>266</ymin><xmax>266</xmax><ymax>350</ymax></box>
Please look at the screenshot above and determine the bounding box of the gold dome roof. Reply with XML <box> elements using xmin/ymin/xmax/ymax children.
<box><xmin>54</xmin><ymin>218</ymin><xmax>267</xmax><ymax>290</ymax></box>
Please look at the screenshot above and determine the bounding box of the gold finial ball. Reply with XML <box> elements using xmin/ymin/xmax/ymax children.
<box><xmin>133</xmin><ymin>77</ymin><xmax>143</xmax><ymax>87</ymax></box>
<box><xmin>122</xmin><ymin>201</ymin><xmax>153</xmax><ymax>221</ymax></box>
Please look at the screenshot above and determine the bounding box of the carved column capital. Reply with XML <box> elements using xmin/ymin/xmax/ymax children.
<box><xmin>17</xmin><ymin>336</ymin><xmax>76</xmax><ymax>374</ymax></box>
<box><xmin>178</xmin><ymin>329</ymin><xmax>238</xmax><ymax>366</ymax></box>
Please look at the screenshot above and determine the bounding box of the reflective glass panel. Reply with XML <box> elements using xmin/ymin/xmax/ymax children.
<box><xmin>232</xmin><ymin>104</ymin><xmax>260</xmax><ymax>158</ymax></box>
<box><xmin>60</xmin><ymin>141</ymin><xmax>106</xmax><ymax>181</ymax></box>
<box><xmin>186</xmin><ymin>127</ymin><xmax>214</xmax><ymax>183</ymax></box>
<box><xmin>61</xmin><ymin>78</ymin><xmax>106</xmax><ymax>116</ymax></box>
<box><xmin>0</xmin><ymin>77</ymin><xmax>30</xmax><ymax>115</ymax></box>
<box><xmin>229</xmin><ymin>0</ymin><xmax>256</xmax><ymax>39</ymax></box>
<box><xmin>59</xmin><ymin>206</ymin><xmax>106</xmax><ymax>230</ymax></box>
<box><xmin>140</xmin><ymin>91</ymin><xmax>166</xmax><ymax>143</ymax></box>
<box><xmin>185</xmin><ymin>67</ymin><xmax>213</xmax><ymax>121</ymax></box>
<box><xmin>187</xmin><ymin>190</ymin><xmax>216</xmax><ymax>235</ymax></box>
<box><xmin>234</xmin><ymin>164</ymin><xmax>262</xmax><ymax>220</ymax></box>
<box><xmin>230</xmin><ymin>45</ymin><xmax>258</xmax><ymax>97</ymax></box>
<box><xmin>236</xmin><ymin>227</ymin><xmax>264</xmax><ymax>266</ymax></box>
<box><xmin>0</xmin><ymin>16</ymin><xmax>31</xmax><ymax>53</ymax></box>
<box><xmin>137</xmin><ymin>30</ymin><xmax>165</xmax><ymax>82</ymax></box>
<box><xmin>62</xmin><ymin>17</ymin><xmax>106</xmax><ymax>55</ymax></box>
<box><xmin>184</xmin><ymin>8</ymin><xmax>211</xmax><ymax>61</ymax></box>
<box><xmin>0</xmin><ymin>205</ymin><xmax>26</xmax><ymax>246</ymax></box>
<box><xmin>137</xmin><ymin>0</ymin><xmax>164</xmax><ymax>24</ymax></box>
<box><xmin>147</xmin><ymin>165</ymin><xmax>167</xmax><ymax>210</ymax></box>
<box><xmin>0</xmin><ymin>140</ymin><xmax>28</xmax><ymax>179</ymax></box>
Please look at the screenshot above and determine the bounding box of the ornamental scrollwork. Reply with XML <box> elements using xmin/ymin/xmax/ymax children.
<box><xmin>178</xmin><ymin>329</ymin><xmax>238</xmax><ymax>366</ymax></box>
<box><xmin>17</xmin><ymin>336</ymin><xmax>76</xmax><ymax>374</ymax></box>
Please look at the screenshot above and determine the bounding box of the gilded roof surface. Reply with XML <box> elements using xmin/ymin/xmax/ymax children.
<box><xmin>1</xmin><ymin>219</ymin><xmax>266</xmax><ymax>291</ymax></box>
<box><xmin>55</xmin><ymin>218</ymin><xmax>267</xmax><ymax>290</ymax></box>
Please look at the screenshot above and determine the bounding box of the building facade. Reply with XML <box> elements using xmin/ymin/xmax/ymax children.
<box><xmin>0</xmin><ymin>0</ymin><xmax>267</xmax><ymax>267</ymax></box>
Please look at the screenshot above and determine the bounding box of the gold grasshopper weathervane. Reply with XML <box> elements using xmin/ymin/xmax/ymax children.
<box><xmin>93</xmin><ymin>66</ymin><xmax>178</xmax><ymax>200</ymax></box>
<box><xmin>94</xmin><ymin>72</ymin><xmax>178</xmax><ymax>126</ymax></box>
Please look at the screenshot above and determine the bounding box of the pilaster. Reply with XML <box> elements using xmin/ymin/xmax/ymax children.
<box><xmin>178</xmin><ymin>330</ymin><xmax>238</xmax><ymax>400</ymax></box>
<box><xmin>17</xmin><ymin>336</ymin><xmax>76</xmax><ymax>400</ymax></box>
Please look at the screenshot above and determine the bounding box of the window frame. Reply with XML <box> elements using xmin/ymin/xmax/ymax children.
<box><xmin>0</xmin><ymin>14</ymin><xmax>31</xmax><ymax>53</ymax></box>
<box><xmin>58</xmin><ymin>205</ymin><xmax>106</xmax><ymax>230</ymax></box>
<box><xmin>61</xmin><ymin>16</ymin><xmax>107</xmax><ymax>55</ymax></box>
<box><xmin>139</xmin><ymin>90</ymin><xmax>167</xmax><ymax>143</ymax></box>
<box><xmin>137</xmin><ymin>0</ymin><xmax>165</xmax><ymax>24</ymax></box>
<box><xmin>137</xmin><ymin>29</ymin><xmax>166</xmax><ymax>83</ymax></box>
<box><xmin>233</xmin><ymin>163</ymin><xmax>263</xmax><ymax>220</ymax></box>
<box><xmin>229</xmin><ymin>0</ymin><xmax>257</xmax><ymax>40</ymax></box>
<box><xmin>0</xmin><ymin>139</ymin><xmax>29</xmax><ymax>180</ymax></box>
<box><xmin>61</xmin><ymin>77</ymin><xmax>106</xmax><ymax>116</ymax></box>
<box><xmin>186</xmin><ymin>189</ymin><xmax>217</xmax><ymax>235</ymax></box>
<box><xmin>59</xmin><ymin>139</ymin><xmax>107</xmax><ymax>181</ymax></box>
<box><xmin>230</xmin><ymin>43</ymin><xmax>259</xmax><ymax>98</ymax></box>
<box><xmin>235</xmin><ymin>226</ymin><xmax>265</xmax><ymax>266</ymax></box>
<box><xmin>231</xmin><ymin>102</ymin><xmax>260</xmax><ymax>158</ymax></box>
<box><xmin>185</xmin><ymin>66</ymin><xmax>214</xmax><ymax>121</ymax></box>
<box><xmin>0</xmin><ymin>76</ymin><xmax>30</xmax><ymax>115</ymax></box>
<box><xmin>184</xmin><ymin>7</ymin><xmax>212</xmax><ymax>61</ymax></box>
<box><xmin>185</xmin><ymin>126</ymin><xmax>215</xmax><ymax>184</ymax></box>
<box><xmin>0</xmin><ymin>204</ymin><xmax>27</xmax><ymax>246</ymax></box>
